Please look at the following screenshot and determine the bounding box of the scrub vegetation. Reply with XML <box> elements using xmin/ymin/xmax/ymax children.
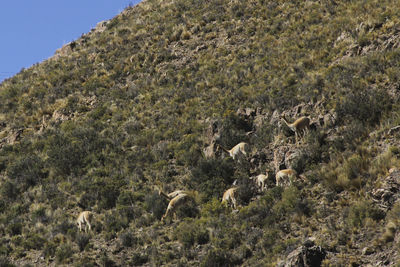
<box><xmin>1</xmin><ymin>0</ymin><xmax>400</xmax><ymax>265</ymax></box>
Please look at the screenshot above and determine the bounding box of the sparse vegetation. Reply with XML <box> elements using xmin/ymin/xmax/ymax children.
<box><xmin>1</xmin><ymin>0</ymin><xmax>400</xmax><ymax>265</ymax></box>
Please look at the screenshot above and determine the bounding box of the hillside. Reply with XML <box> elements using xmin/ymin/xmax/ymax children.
<box><xmin>1</xmin><ymin>0</ymin><xmax>400</xmax><ymax>266</ymax></box>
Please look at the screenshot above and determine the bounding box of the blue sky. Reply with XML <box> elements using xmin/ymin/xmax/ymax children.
<box><xmin>0</xmin><ymin>1</ymin><xmax>141</xmax><ymax>83</ymax></box>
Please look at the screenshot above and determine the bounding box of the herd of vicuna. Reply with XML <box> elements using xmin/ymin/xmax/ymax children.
<box><xmin>76</xmin><ymin>115</ymin><xmax>310</xmax><ymax>229</ymax></box>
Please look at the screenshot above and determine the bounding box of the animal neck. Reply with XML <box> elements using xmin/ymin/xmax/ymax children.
<box><xmin>218</xmin><ymin>144</ymin><xmax>230</xmax><ymax>154</ymax></box>
<box><xmin>159</xmin><ymin>190</ymin><xmax>171</xmax><ymax>200</ymax></box>
<box><xmin>281</xmin><ymin>116</ymin><xmax>291</xmax><ymax>127</ymax></box>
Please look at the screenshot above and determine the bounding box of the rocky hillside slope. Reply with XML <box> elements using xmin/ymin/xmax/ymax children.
<box><xmin>1</xmin><ymin>0</ymin><xmax>400</xmax><ymax>266</ymax></box>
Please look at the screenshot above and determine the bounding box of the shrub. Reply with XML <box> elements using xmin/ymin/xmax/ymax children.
<box><xmin>200</xmin><ymin>198</ymin><xmax>227</xmax><ymax>218</ymax></box>
<box><xmin>55</xmin><ymin>243</ymin><xmax>74</xmax><ymax>264</ymax></box>
<box><xmin>370</xmin><ymin>149</ymin><xmax>399</xmax><ymax>177</ymax></box>
<box><xmin>99</xmin><ymin>251</ymin><xmax>116</xmax><ymax>267</ymax></box>
<box><xmin>335</xmin><ymin>88</ymin><xmax>391</xmax><ymax>126</ymax></box>
<box><xmin>130</xmin><ymin>253</ymin><xmax>149</xmax><ymax>266</ymax></box>
<box><xmin>23</xmin><ymin>233</ymin><xmax>46</xmax><ymax>250</ymax></box>
<box><xmin>0</xmin><ymin>256</ymin><xmax>15</xmax><ymax>267</ymax></box>
<box><xmin>43</xmin><ymin>241</ymin><xmax>57</xmax><ymax>258</ymax></box>
<box><xmin>200</xmin><ymin>249</ymin><xmax>238</xmax><ymax>267</ymax></box>
<box><xmin>175</xmin><ymin>197</ymin><xmax>199</xmax><ymax>220</ymax></box>
<box><xmin>45</xmin><ymin>131</ymin><xmax>87</xmax><ymax>176</ymax></box>
<box><xmin>6</xmin><ymin>154</ymin><xmax>45</xmax><ymax>190</ymax></box>
<box><xmin>104</xmin><ymin>210</ymin><xmax>129</xmax><ymax>233</ymax></box>
<box><xmin>0</xmin><ymin>181</ymin><xmax>18</xmax><ymax>200</ymax></box>
<box><xmin>346</xmin><ymin>200</ymin><xmax>384</xmax><ymax>228</ymax></box>
<box><xmin>273</xmin><ymin>187</ymin><xmax>306</xmax><ymax>218</ymax></box>
<box><xmin>78</xmin><ymin>193</ymin><xmax>96</xmax><ymax>210</ymax></box>
<box><xmin>76</xmin><ymin>233</ymin><xmax>90</xmax><ymax>252</ymax></box>
<box><xmin>382</xmin><ymin>221</ymin><xmax>396</xmax><ymax>243</ymax></box>
<box><xmin>189</xmin><ymin>158</ymin><xmax>235</xmax><ymax>201</ymax></box>
<box><xmin>74</xmin><ymin>256</ymin><xmax>98</xmax><ymax>267</ymax></box>
<box><xmin>173</xmin><ymin>219</ymin><xmax>209</xmax><ymax>248</ymax></box>
<box><xmin>54</xmin><ymin>219</ymin><xmax>74</xmax><ymax>235</ymax></box>
<box><xmin>219</xmin><ymin>113</ymin><xmax>252</xmax><ymax>149</ymax></box>
<box><xmin>31</xmin><ymin>205</ymin><xmax>48</xmax><ymax>224</ymax></box>
<box><xmin>119</xmin><ymin>231</ymin><xmax>137</xmax><ymax>247</ymax></box>
<box><xmin>7</xmin><ymin>221</ymin><xmax>22</xmax><ymax>236</ymax></box>
<box><xmin>144</xmin><ymin>192</ymin><xmax>167</xmax><ymax>220</ymax></box>
<box><xmin>239</xmin><ymin>200</ymin><xmax>272</xmax><ymax>227</ymax></box>
<box><xmin>236</xmin><ymin>177</ymin><xmax>256</xmax><ymax>206</ymax></box>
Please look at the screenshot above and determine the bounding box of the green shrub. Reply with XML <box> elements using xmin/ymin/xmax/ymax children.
<box><xmin>7</xmin><ymin>221</ymin><xmax>22</xmax><ymax>236</ymax></box>
<box><xmin>43</xmin><ymin>241</ymin><xmax>57</xmax><ymax>258</ymax></box>
<box><xmin>54</xmin><ymin>219</ymin><xmax>75</xmax><ymax>235</ymax></box>
<box><xmin>219</xmin><ymin>113</ymin><xmax>252</xmax><ymax>149</ymax></box>
<box><xmin>104</xmin><ymin>211</ymin><xmax>128</xmax><ymax>233</ymax></box>
<box><xmin>346</xmin><ymin>200</ymin><xmax>384</xmax><ymax>228</ymax></box>
<box><xmin>0</xmin><ymin>256</ymin><xmax>15</xmax><ymax>267</ymax></box>
<box><xmin>236</xmin><ymin>177</ymin><xmax>257</xmax><ymax>206</ymax></box>
<box><xmin>45</xmin><ymin>130</ymin><xmax>87</xmax><ymax>176</ymax></box>
<box><xmin>78</xmin><ymin>192</ymin><xmax>96</xmax><ymax>210</ymax></box>
<box><xmin>99</xmin><ymin>251</ymin><xmax>116</xmax><ymax>267</ymax></box>
<box><xmin>321</xmin><ymin>149</ymin><xmax>371</xmax><ymax>191</ymax></box>
<box><xmin>119</xmin><ymin>231</ymin><xmax>137</xmax><ymax>247</ymax></box>
<box><xmin>129</xmin><ymin>252</ymin><xmax>149</xmax><ymax>266</ymax></box>
<box><xmin>335</xmin><ymin>88</ymin><xmax>391</xmax><ymax>126</ymax></box>
<box><xmin>74</xmin><ymin>256</ymin><xmax>98</xmax><ymax>267</ymax></box>
<box><xmin>31</xmin><ymin>206</ymin><xmax>48</xmax><ymax>224</ymax></box>
<box><xmin>175</xmin><ymin>197</ymin><xmax>199</xmax><ymax>220</ymax></box>
<box><xmin>6</xmin><ymin>154</ymin><xmax>45</xmax><ymax>190</ymax></box>
<box><xmin>239</xmin><ymin>200</ymin><xmax>272</xmax><ymax>227</ymax></box>
<box><xmin>55</xmin><ymin>243</ymin><xmax>74</xmax><ymax>264</ymax></box>
<box><xmin>76</xmin><ymin>233</ymin><xmax>90</xmax><ymax>252</ymax></box>
<box><xmin>0</xmin><ymin>181</ymin><xmax>18</xmax><ymax>200</ymax></box>
<box><xmin>200</xmin><ymin>248</ymin><xmax>238</xmax><ymax>267</ymax></box>
<box><xmin>144</xmin><ymin>192</ymin><xmax>167</xmax><ymax>220</ymax></box>
<box><xmin>189</xmin><ymin>158</ymin><xmax>235</xmax><ymax>201</ymax></box>
<box><xmin>173</xmin><ymin>219</ymin><xmax>209</xmax><ymax>248</ymax></box>
<box><xmin>200</xmin><ymin>198</ymin><xmax>227</xmax><ymax>218</ymax></box>
<box><xmin>273</xmin><ymin>187</ymin><xmax>307</xmax><ymax>218</ymax></box>
<box><xmin>23</xmin><ymin>233</ymin><xmax>46</xmax><ymax>250</ymax></box>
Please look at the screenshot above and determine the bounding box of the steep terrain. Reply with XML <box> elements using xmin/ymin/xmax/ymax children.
<box><xmin>1</xmin><ymin>0</ymin><xmax>400</xmax><ymax>266</ymax></box>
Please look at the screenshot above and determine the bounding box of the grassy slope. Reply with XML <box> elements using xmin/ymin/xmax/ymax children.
<box><xmin>1</xmin><ymin>0</ymin><xmax>400</xmax><ymax>265</ymax></box>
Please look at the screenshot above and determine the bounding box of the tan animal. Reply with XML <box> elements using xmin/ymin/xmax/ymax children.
<box><xmin>158</xmin><ymin>189</ymin><xmax>188</xmax><ymax>200</ymax></box>
<box><xmin>222</xmin><ymin>187</ymin><xmax>239</xmax><ymax>209</ymax></box>
<box><xmin>219</xmin><ymin>142</ymin><xmax>249</xmax><ymax>160</ymax></box>
<box><xmin>275</xmin><ymin>169</ymin><xmax>297</xmax><ymax>187</ymax></box>
<box><xmin>281</xmin><ymin>115</ymin><xmax>310</xmax><ymax>143</ymax></box>
<box><xmin>161</xmin><ymin>193</ymin><xmax>192</xmax><ymax>222</ymax></box>
<box><xmin>76</xmin><ymin>211</ymin><xmax>93</xmax><ymax>233</ymax></box>
<box><xmin>254</xmin><ymin>173</ymin><xmax>269</xmax><ymax>192</ymax></box>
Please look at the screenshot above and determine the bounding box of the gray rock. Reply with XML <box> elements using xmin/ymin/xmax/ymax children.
<box><xmin>278</xmin><ymin>244</ymin><xmax>326</xmax><ymax>267</ymax></box>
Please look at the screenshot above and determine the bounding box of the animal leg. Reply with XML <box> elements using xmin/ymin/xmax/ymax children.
<box><xmin>232</xmin><ymin>198</ymin><xmax>237</xmax><ymax>209</ymax></box>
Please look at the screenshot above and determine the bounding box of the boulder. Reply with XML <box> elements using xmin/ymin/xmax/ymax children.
<box><xmin>278</xmin><ymin>241</ymin><xmax>326</xmax><ymax>267</ymax></box>
<box><xmin>284</xmin><ymin>149</ymin><xmax>303</xmax><ymax>171</ymax></box>
<box><xmin>273</xmin><ymin>146</ymin><xmax>290</xmax><ymax>173</ymax></box>
<box><xmin>371</xmin><ymin>168</ymin><xmax>400</xmax><ymax>211</ymax></box>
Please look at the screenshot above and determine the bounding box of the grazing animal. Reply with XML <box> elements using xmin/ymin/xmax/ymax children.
<box><xmin>222</xmin><ymin>187</ymin><xmax>239</xmax><ymax>209</ymax></box>
<box><xmin>281</xmin><ymin>115</ymin><xmax>310</xmax><ymax>143</ymax></box>
<box><xmin>219</xmin><ymin>142</ymin><xmax>249</xmax><ymax>160</ymax></box>
<box><xmin>158</xmin><ymin>189</ymin><xmax>188</xmax><ymax>200</ymax></box>
<box><xmin>161</xmin><ymin>193</ymin><xmax>192</xmax><ymax>222</ymax></box>
<box><xmin>76</xmin><ymin>211</ymin><xmax>93</xmax><ymax>233</ymax></box>
<box><xmin>275</xmin><ymin>169</ymin><xmax>297</xmax><ymax>187</ymax></box>
<box><xmin>254</xmin><ymin>173</ymin><xmax>269</xmax><ymax>192</ymax></box>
